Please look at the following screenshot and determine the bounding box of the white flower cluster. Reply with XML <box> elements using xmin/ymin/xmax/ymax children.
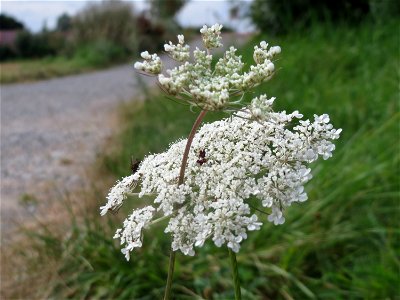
<box><xmin>253</xmin><ymin>41</ymin><xmax>281</xmax><ymax>64</ymax></box>
<box><xmin>249</xmin><ymin>94</ymin><xmax>275</xmax><ymax>120</ymax></box>
<box><xmin>164</xmin><ymin>35</ymin><xmax>190</xmax><ymax>62</ymax></box>
<box><xmin>200</xmin><ymin>23</ymin><xmax>223</xmax><ymax>49</ymax></box>
<box><xmin>133</xmin><ymin>51</ymin><xmax>162</xmax><ymax>74</ymax></box>
<box><xmin>101</xmin><ymin>103</ymin><xmax>341</xmax><ymax>259</ymax></box>
<box><xmin>113</xmin><ymin>206</ymin><xmax>155</xmax><ymax>261</ymax></box>
<box><xmin>134</xmin><ymin>24</ymin><xmax>281</xmax><ymax>111</ymax></box>
<box><xmin>100</xmin><ymin>174</ymin><xmax>138</xmax><ymax>216</ymax></box>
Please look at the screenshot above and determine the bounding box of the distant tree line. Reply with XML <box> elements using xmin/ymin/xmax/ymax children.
<box><xmin>250</xmin><ymin>0</ymin><xmax>400</xmax><ymax>34</ymax></box>
<box><xmin>0</xmin><ymin>14</ymin><xmax>24</xmax><ymax>30</ymax></box>
<box><xmin>0</xmin><ymin>0</ymin><xmax>186</xmax><ymax>62</ymax></box>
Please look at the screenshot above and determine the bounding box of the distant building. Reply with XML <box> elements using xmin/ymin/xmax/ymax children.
<box><xmin>0</xmin><ymin>30</ymin><xmax>20</xmax><ymax>47</ymax></box>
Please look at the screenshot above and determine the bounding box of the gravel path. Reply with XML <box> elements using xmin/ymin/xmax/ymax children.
<box><xmin>1</xmin><ymin>64</ymin><xmax>142</xmax><ymax>232</ymax></box>
<box><xmin>0</xmin><ymin>34</ymin><xmax>250</xmax><ymax>234</ymax></box>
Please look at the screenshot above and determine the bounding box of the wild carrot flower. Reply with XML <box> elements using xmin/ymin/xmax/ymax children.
<box><xmin>133</xmin><ymin>23</ymin><xmax>280</xmax><ymax>111</ymax></box>
<box><xmin>102</xmin><ymin>28</ymin><xmax>340</xmax><ymax>300</ymax></box>
<box><xmin>101</xmin><ymin>106</ymin><xmax>341</xmax><ymax>259</ymax></box>
<box><xmin>103</xmin><ymin>24</ymin><xmax>341</xmax><ymax>300</ymax></box>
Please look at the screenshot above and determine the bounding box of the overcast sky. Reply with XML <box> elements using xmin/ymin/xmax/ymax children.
<box><xmin>1</xmin><ymin>0</ymin><xmax>254</xmax><ymax>33</ymax></box>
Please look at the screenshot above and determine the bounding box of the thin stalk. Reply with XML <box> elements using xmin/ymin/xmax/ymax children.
<box><xmin>164</xmin><ymin>251</ymin><xmax>176</xmax><ymax>300</ymax></box>
<box><xmin>178</xmin><ymin>109</ymin><xmax>208</xmax><ymax>185</ymax></box>
<box><xmin>164</xmin><ymin>109</ymin><xmax>208</xmax><ymax>300</ymax></box>
<box><xmin>228</xmin><ymin>248</ymin><xmax>242</xmax><ymax>300</ymax></box>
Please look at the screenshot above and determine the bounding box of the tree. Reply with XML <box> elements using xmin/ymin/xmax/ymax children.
<box><xmin>56</xmin><ymin>13</ymin><xmax>72</xmax><ymax>32</ymax></box>
<box><xmin>0</xmin><ymin>14</ymin><xmax>24</xmax><ymax>30</ymax></box>
<box><xmin>148</xmin><ymin>0</ymin><xmax>186</xmax><ymax>20</ymax></box>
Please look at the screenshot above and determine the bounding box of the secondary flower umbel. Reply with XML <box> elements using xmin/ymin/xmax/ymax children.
<box><xmin>133</xmin><ymin>24</ymin><xmax>281</xmax><ymax>111</ymax></box>
<box><xmin>101</xmin><ymin>104</ymin><xmax>341</xmax><ymax>259</ymax></box>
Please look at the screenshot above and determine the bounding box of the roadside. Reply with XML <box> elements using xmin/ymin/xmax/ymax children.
<box><xmin>1</xmin><ymin>57</ymin><xmax>110</xmax><ymax>84</ymax></box>
<box><xmin>0</xmin><ymin>57</ymin><xmax>155</xmax><ymax>299</ymax></box>
<box><xmin>1</xmin><ymin>63</ymin><xmax>143</xmax><ymax>234</ymax></box>
<box><xmin>0</xmin><ymin>54</ymin><xmax>131</xmax><ymax>84</ymax></box>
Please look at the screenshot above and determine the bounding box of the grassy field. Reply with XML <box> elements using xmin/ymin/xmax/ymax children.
<box><xmin>0</xmin><ymin>45</ymin><xmax>127</xmax><ymax>84</ymax></box>
<box><xmin>4</xmin><ymin>21</ymin><xmax>399</xmax><ymax>299</ymax></box>
<box><xmin>0</xmin><ymin>56</ymin><xmax>98</xmax><ymax>84</ymax></box>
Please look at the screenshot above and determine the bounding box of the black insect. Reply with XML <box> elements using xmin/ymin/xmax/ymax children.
<box><xmin>131</xmin><ymin>157</ymin><xmax>141</xmax><ymax>174</ymax></box>
<box><xmin>196</xmin><ymin>149</ymin><xmax>207</xmax><ymax>165</ymax></box>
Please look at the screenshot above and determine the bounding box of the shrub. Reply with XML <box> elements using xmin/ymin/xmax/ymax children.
<box><xmin>0</xmin><ymin>45</ymin><xmax>16</xmax><ymax>61</ymax></box>
<box><xmin>14</xmin><ymin>31</ymin><xmax>61</xmax><ymax>58</ymax></box>
<box><xmin>74</xmin><ymin>39</ymin><xmax>125</xmax><ymax>67</ymax></box>
<box><xmin>72</xmin><ymin>0</ymin><xmax>137</xmax><ymax>54</ymax></box>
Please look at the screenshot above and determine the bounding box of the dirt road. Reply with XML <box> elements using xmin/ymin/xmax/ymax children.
<box><xmin>1</xmin><ymin>64</ymin><xmax>143</xmax><ymax>231</ymax></box>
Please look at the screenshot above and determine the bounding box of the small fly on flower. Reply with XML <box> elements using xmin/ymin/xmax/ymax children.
<box><xmin>131</xmin><ymin>157</ymin><xmax>141</xmax><ymax>174</ymax></box>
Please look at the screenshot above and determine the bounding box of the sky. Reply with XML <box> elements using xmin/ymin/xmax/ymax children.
<box><xmin>0</xmin><ymin>0</ymin><xmax>254</xmax><ymax>33</ymax></box>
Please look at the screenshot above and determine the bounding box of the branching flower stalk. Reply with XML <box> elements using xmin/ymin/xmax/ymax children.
<box><xmin>165</xmin><ymin>109</ymin><xmax>207</xmax><ymax>300</ymax></box>
<box><xmin>100</xmin><ymin>23</ymin><xmax>341</xmax><ymax>299</ymax></box>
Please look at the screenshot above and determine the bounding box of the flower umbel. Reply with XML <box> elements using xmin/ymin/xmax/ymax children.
<box><xmin>101</xmin><ymin>105</ymin><xmax>341</xmax><ymax>259</ymax></box>
<box><xmin>133</xmin><ymin>51</ymin><xmax>162</xmax><ymax>74</ymax></box>
<box><xmin>114</xmin><ymin>206</ymin><xmax>155</xmax><ymax>261</ymax></box>
<box><xmin>164</xmin><ymin>34</ymin><xmax>190</xmax><ymax>62</ymax></box>
<box><xmin>100</xmin><ymin>173</ymin><xmax>138</xmax><ymax>216</ymax></box>
<box><xmin>134</xmin><ymin>24</ymin><xmax>280</xmax><ymax>111</ymax></box>
<box><xmin>200</xmin><ymin>23</ymin><xmax>223</xmax><ymax>49</ymax></box>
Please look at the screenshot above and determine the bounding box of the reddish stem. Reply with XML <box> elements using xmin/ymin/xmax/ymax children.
<box><xmin>178</xmin><ymin>109</ymin><xmax>208</xmax><ymax>184</ymax></box>
<box><xmin>164</xmin><ymin>109</ymin><xmax>207</xmax><ymax>300</ymax></box>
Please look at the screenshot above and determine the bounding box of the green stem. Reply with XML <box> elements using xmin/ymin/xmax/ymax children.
<box><xmin>228</xmin><ymin>248</ymin><xmax>242</xmax><ymax>300</ymax></box>
<box><xmin>163</xmin><ymin>109</ymin><xmax>208</xmax><ymax>300</ymax></box>
<box><xmin>163</xmin><ymin>250</ymin><xmax>176</xmax><ymax>300</ymax></box>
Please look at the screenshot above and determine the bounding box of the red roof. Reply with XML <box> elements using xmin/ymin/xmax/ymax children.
<box><xmin>0</xmin><ymin>30</ymin><xmax>19</xmax><ymax>46</ymax></box>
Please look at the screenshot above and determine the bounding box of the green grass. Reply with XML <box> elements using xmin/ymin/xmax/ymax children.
<box><xmin>0</xmin><ymin>41</ymin><xmax>128</xmax><ymax>84</ymax></box>
<box><xmin>8</xmin><ymin>21</ymin><xmax>399</xmax><ymax>299</ymax></box>
<box><xmin>1</xmin><ymin>56</ymin><xmax>91</xmax><ymax>84</ymax></box>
